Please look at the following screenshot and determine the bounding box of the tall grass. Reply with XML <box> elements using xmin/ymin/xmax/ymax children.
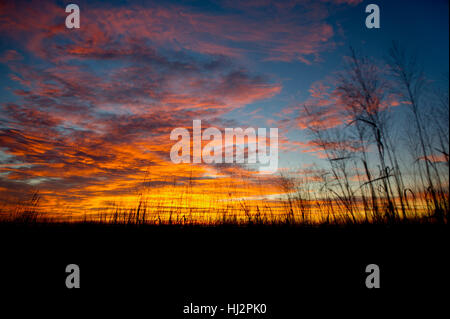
<box><xmin>1</xmin><ymin>180</ymin><xmax>446</xmax><ymax>226</ymax></box>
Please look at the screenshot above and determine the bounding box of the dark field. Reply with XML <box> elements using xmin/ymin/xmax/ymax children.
<box><xmin>1</xmin><ymin>221</ymin><xmax>448</xmax><ymax>317</ymax></box>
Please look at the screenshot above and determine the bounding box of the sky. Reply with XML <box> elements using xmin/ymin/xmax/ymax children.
<box><xmin>0</xmin><ymin>0</ymin><xmax>448</xmax><ymax>216</ymax></box>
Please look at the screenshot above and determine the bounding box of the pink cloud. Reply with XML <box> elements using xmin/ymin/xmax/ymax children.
<box><xmin>0</xmin><ymin>1</ymin><xmax>341</xmax><ymax>64</ymax></box>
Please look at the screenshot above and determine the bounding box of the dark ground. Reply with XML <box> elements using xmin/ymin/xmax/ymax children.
<box><xmin>0</xmin><ymin>222</ymin><xmax>448</xmax><ymax>317</ymax></box>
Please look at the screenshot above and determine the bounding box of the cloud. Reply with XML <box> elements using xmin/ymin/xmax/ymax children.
<box><xmin>0</xmin><ymin>1</ymin><xmax>292</xmax><ymax>212</ymax></box>
<box><xmin>0</xmin><ymin>0</ymin><xmax>342</xmax><ymax>64</ymax></box>
<box><xmin>0</xmin><ymin>50</ymin><xmax>23</xmax><ymax>63</ymax></box>
<box><xmin>0</xmin><ymin>0</ymin><xmax>369</xmax><ymax>213</ymax></box>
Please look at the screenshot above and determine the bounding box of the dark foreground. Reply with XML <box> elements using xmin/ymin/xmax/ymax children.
<box><xmin>1</xmin><ymin>222</ymin><xmax>448</xmax><ymax>317</ymax></box>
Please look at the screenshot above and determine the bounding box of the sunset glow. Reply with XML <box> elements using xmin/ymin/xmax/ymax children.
<box><xmin>0</xmin><ymin>0</ymin><xmax>448</xmax><ymax>224</ymax></box>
